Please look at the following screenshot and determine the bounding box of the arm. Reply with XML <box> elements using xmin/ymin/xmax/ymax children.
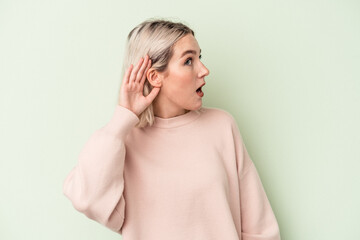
<box><xmin>230</xmin><ymin>116</ymin><xmax>281</xmax><ymax>240</ymax></box>
<box><xmin>62</xmin><ymin>105</ymin><xmax>139</xmax><ymax>234</ymax></box>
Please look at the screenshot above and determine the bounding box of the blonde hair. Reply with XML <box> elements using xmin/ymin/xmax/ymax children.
<box><xmin>118</xmin><ymin>18</ymin><xmax>202</xmax><ymax>128</ymax></box>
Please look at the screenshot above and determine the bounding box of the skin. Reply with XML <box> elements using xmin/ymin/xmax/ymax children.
<box><xmin>118</xmin><ymin>55</ymin><xmax>159</xmax><ymax>118</ymax></box>
<box><xmin>148</xmin><ymin>34</ymin><xmax>210</xmax><ymax>118</ymax></box>
<box><xmin>118</xmin><ymin>34</ymin><xmax>209</xmax><ymax>119</ymax></box>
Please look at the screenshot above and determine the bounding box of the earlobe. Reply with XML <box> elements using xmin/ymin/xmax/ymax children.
<box><xmin>147</xmin><ymin>68</ymin><xmax>162</xmax><ymax>88</ymax></box>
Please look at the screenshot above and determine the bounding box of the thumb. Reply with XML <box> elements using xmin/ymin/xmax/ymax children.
<box><xmin>146</xmin><ymin>87</ymin><xmax>161</xmax><ymax>103</ymax></box>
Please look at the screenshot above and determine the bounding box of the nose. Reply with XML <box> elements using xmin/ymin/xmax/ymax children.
<box><xmin>199</xmin><ymin>62</ymin><xmax>210</xmax><ymax>78</ymax></box>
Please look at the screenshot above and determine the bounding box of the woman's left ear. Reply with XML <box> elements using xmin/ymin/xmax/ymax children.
<box><xmin>146</xmin><ymin>68</ymin><xmax>162</xmax><ymax>88</ymax></box>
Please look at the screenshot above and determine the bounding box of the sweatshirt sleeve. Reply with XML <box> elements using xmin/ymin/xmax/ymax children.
<box><xmin>62</xmin><ymin>105</ymin><xmax>139</xmax><ymax>234</ymax></box>
<box><xmin>230</xmin><ymin>116</ymin><xmax>281</xmax><ymax>240</ymax></box>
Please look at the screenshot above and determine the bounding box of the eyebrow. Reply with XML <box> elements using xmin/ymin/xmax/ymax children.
<box><xmin>180</xmin><ymin>49</ymin><xmax>202</xmax><ymax>58</ymax></box>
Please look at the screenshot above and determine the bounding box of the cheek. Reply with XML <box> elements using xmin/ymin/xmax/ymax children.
<box><xmin>171</xmin><ymin>71</ymin><xmax>194</xmax><ymax>90</ymax></box>
<box><xmin>164</xmin><ymin>67</ymin><xmax>194</xmax><ymax>96</ymax></box>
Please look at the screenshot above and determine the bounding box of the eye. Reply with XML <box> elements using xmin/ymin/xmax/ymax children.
<box><xmin>199</xmin><ymin>54</ymin><xmax>202</xmax><ymax>60</ymax></box>
<box><xmin>185</xmin><ymin>57</ymin><xmax>192</xmax><ymax>65</ymax></box>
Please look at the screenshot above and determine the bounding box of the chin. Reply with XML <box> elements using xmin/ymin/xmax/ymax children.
<box><xmin>183</xmin><ymin>100</ymin><xmax>203</xmax><ymax>112</ymax></box>
<box><xmin>190</xmin><ymin>103</ymin><xmax>203</xmax><ymax>111</ymax></box>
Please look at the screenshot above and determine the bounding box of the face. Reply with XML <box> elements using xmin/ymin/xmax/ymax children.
<box><xmin>154</xmin><ymin>34</ymin><xmax>210</xmax><ymax>116</ymax></box>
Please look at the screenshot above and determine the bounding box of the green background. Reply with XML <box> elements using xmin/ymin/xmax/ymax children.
<box><xmin>1</xmin><ymin>0</ymin><xmax>359</xmax><ymax>239</ymax></box>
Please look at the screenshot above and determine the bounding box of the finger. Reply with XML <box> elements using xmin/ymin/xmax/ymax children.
<box><xmin>140</xmin><ymin>59</ymin><xmax>151</xmax><ymax>85</ymax></box>
<box><xmin>146</xmin><ymin>86</ymin><xmax>161</xmax><ymax>103</ymax></box>
<box><xmin>129</xmin><ymin>57</ymin><xmax>144</xmax><ymax>83</ymax></box>
<box><xmin>123</xmin><ymin>64</ymin><xmax>133</xmax><ymax>84</ymax></box>
<box><xmin>136</xmin><ymin>55</ymin><xmax>149</xmax><ymax>83</ymax></box>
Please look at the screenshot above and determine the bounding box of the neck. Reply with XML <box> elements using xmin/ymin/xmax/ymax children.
<box><xmin>153</xmin><ymin>98</ymin><xmax>190</xmax><ymax>119</ymax></box>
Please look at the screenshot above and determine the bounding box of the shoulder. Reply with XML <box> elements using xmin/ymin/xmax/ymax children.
<box><xmin>198</xmin><ymin>106</ymin><xmax>237</xmax><ymax>126</ymax></box>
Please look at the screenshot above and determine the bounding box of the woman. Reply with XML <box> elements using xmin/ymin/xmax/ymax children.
<box><xmin>63</xmin><ymin>18</ymin><xmax>281</xmax><ymax>240</ymax></box>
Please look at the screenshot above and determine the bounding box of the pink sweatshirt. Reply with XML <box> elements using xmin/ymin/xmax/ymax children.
<box><xmin>63</xmin><ymin>105</ymin><xmax>281</xmax><ymax>240</ymax></box>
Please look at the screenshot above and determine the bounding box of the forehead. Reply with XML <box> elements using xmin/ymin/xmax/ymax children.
<box><xmin>172</xmin><ymin>34</ymin><xmax>200</xmax><ymax>56</ymax></box>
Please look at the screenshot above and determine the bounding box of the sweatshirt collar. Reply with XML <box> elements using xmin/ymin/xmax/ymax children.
<box><xmin>152</xmin><ymin>109</ymin><xmax>201</xmax><ymax>128</ymax></box>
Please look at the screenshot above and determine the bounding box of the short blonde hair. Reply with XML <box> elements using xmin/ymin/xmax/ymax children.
<box><xmin>119</xmin><ymin>18</ymin><xmax>198</xmax><ymax>128</ymax></box>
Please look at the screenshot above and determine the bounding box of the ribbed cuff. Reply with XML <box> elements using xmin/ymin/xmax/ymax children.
<box><xmin>102</xmin><ymin>105</ymin><xmax>140</xmax><ymax>139</ymax></box>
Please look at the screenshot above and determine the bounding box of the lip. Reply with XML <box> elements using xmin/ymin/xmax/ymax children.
<box><xmin>196</xmin><ymin>83</ymin><xmax>205</xmax><ymax>98</ymax></box>
<box><xmin>198</xmin><ymin>83</ymin><xmax>206</xmax><ymax>89</ymax></box>
<box><xmin>196</xmin><ymin>82</ymin><xmax>206</xmax><ymax>92</ymax></box>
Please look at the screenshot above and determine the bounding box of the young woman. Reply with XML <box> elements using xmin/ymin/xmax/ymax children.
<box><xmin>63</xmin><ymin>18</ymin><xmax>281</xmax><ymax>240</ymax></box>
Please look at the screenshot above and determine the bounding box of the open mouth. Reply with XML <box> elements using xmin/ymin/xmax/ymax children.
<box><xmin>196</xmin><ymin>86</ymin><xmax>204</xmax><ymax>97</ymax></box>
